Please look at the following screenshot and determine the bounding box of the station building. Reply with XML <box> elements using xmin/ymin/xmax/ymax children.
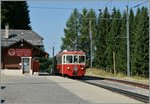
<box><xmin>1</xmin><ymin>25</ymin><xmax>49</xmax><ymax>75</ymax></box>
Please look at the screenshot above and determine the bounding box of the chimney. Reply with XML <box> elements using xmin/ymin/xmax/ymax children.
<box><xmin>5</xmin><ymin>24</ymin><xmax>9</xmax><ymax>38</ymax></box>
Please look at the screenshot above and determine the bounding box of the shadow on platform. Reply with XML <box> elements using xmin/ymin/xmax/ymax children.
<box><xmin>1</xmin><ymin>86</ymin><xmax>6</xmax><ymax>89</ymax></box>
<box><xmin>1</xmin><ymin>100</ymin><xmax>5</xmax><ymax>103</ymax></box>
<box><xmin>39</xmin><ymin>72</ymin><xmax>55</xmax><ymax>76</ymax></box>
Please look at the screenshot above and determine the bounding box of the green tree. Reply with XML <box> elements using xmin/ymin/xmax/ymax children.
<box><xmin>115</xmin><ymin>11</ymin><xmax>127</xmax><ymax>74</ymax></box>
<box><xmin>39</xmin><ymin>57</ymin><xmax>52</xmax><ymax>73</ymax></box>
<box><xmin>61</xmin><ymin>8</ymin><xmax>81</xmax><ymax>50</ymax></box>
<box><xmin>95</xmin><ymin>7</ymin><xmax>110</xmax><ymax>69</ymax></box>
<box><xmin>78</xmin><ymin>8</ymin><xmax>97</xmax><ymax>67</ymax></box>
<box><xmin>131</xmin><ymin>7</ymin><xmax>149</xmax><ymax>77</ymax></box>
<box><xmin>78</xmin><ymin>8</ymin><xmax>90</xmax><ymax>66</ymax></box>
<box><xmin>78</xmin><ymin>8</ymin><xmax>89</xmax><ymax>51</ymax></box>
<box><xmin>131</xmin><ymin>8</ymin><xmax>141</xmax><ymax>76</ymax></box>
<box><xmin>1</xmin><ymin>1</ymin><xmax>31</xmax><ymax>29</ymax></box>
<box><xmin>105</xmin><ymin>7</ymin><xmax>122</xmax><ymax>73</ymax></box>
<box><xmin>129</xmin><ymin>8</ymin><xmax>136</xmax><ymax>76</ymax></box>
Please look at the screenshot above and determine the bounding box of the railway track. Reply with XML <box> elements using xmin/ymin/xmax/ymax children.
<box><xmin>85</xmin><ymin>75</ymin><xmax>149</xmax><ymax>89</ymax></box>
<box><xmin>79</xmin><ymin>76</ymin><xmax>149</xmax><ymax>103</ymax></box>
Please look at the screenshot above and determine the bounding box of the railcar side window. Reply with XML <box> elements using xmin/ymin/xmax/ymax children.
<box><xmin>63</xmin><ymin>56</ymin><xmax>65</xmax><ymax>63</ymax></box>
<box><xmin>79</xmin><ymin>56</ymin><xmax>85</xmax><ymax>63</ymax></box>
<box><xmin>66</xmin><ymin>56</ymin><xmax>72</xmax><ymax>63</ymax></box>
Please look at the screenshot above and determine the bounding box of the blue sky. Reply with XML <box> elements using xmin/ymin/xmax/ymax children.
<box><xmin>27</xmin><ymin>0</ymin><xmax>148</xmax><ymax>57</ymax></box>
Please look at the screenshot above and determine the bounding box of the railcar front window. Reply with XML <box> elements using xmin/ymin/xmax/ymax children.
<box><xmin>74</xmin><ymin>55</ymin><xmax>78</xmax><ymax>63</ymax></box>
<box><xmin>79</xmin><ymin>56</ymin><xmax>85</xmax><ymax>63</ymax></box>
<box><xmin>66</xmin><ymin>56</ymin><xmax>72</xmax><ymax>63</ymax></box>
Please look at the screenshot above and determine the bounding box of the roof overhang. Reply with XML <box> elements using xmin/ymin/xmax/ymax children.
<box><xmin>2</xmin><ymin>39</ymin><xmax>49</xmax><ymax>57</ymax></box>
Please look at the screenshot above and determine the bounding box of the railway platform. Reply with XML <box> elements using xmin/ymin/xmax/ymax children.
<box><xmin>1</xmin><ymin>74</ymin><xmax>146</xmax><ymax>104</ymax></box>
<box><xmin>46</xmin><ymin>76</ymin><xmax>145</xmax><ymax>104</ymax></box>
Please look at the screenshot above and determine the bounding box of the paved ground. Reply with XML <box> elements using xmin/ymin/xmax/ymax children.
<box><xmin>1</xmin><ymin>75</ymin><xmax>144</xmax><ymax>104</ymax></box>
<box><xmin>1</xmin><ymin>75</ymin><xmax>89</xmax><ymax>104</ymax></box>
<box><xmin>47</xmin><ymin>76</ymin><xmax>144</xmax><ymax>104</ymax></box>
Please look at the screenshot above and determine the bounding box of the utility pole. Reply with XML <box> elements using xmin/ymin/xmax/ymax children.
<box><xmin>113</xmin><ymin>52</ymin><xmax>116</xmax><ymax>75</ymax></box>
<box><xmin>52</xmin><ymin>46</ymin><xmax>54</xmax><ymax>74</ymax></box>
<box><xmin>148</xmin><ymin>2</ymin><xmax>150</xmax><ymax>96</ymax></box>
<box><xmin>89</xmin><ymin>20</ymin><xmax>93</xmax><ymax>69</ymax></box>
<box><xmin>126</xmin><ymin>5</ymin><xmax>130</xmax><ymax>77</ymax></box>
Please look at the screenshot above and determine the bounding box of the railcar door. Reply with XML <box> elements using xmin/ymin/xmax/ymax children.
<box><xmin>73</xmin><ymin>55</ymin><xmax>78</xmax><ymax>76</ymax></box>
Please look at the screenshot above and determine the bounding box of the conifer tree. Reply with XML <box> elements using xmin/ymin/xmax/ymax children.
<box><xmin>78</xmin><ymin>8</ymin><xmax>89</xmax><ymax>52</ymax></box>
<box><xmin>131</xmin><ymin>8</ymin><xmax>141</xmax><ymax>76</ymax></box>
<box><xmin>78</xmin><ymin>8</ymin><xmax>90</xmax><ymax>66</ymax></box>
<box><xmin>95</xmin><ymin>7</ymin><xmax>110</xmax><ymax>69</ymax></box>
<box><xmin>105</xmin><ymin>7</ymin><xmax>121</xmax><ymax>73</ymax></box>
<box><xmin>116</xmin><ymin>11</ymin><xmax>127</xmax><ymax>74</ymax></box>
<box><xmin>61</xmin><ymin>8</ymin><xmax>81</xmax><ymax>50</ymax></box>
<box><xmin>1</xmin><ymin>1</ymin><xmax>31</xmax><ymax>29</ymax></box>
<box><xmin>131</xmin><ymin>7</ymin><xmax>149</xmax><ymax>77</ymax></box>
<box><xmin>129</xmin><ymin>8</ymin><xmax>136</xmax><ymax>76</ymax></box>
<box><xmin>114</xmin><ymin>9</ymin><xmax>124</xmax><ymax>73</ymax></box>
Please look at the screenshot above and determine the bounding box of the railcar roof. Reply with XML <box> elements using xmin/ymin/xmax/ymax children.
<box><xmin>57</xmin><ymin>50</ymin><xmax>85</xmax><ymax>55</ymax></box>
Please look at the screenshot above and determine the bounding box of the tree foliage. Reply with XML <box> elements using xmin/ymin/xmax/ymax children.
<box><xmin>78</xmin><ymin>8</ymin><xmax>90</xmax><ymax>66</ymax></box>
<box><xmin>61</xmin><ymin>6</ymin><xmax>149</xmax><ymax>77</ymax></box>
<box><xmin>116</xmin><ymin>11</ymin><xmax>127</xmax><ymax>74</ymax></box>
<box><xmin>131</xmin><ymin>7</ymin><xmax>149</xmax><ymax>77</ymax></box>
<box><xmin>39</xmin><ymin>57</ymin><xmax>52</xmax><ymax>73</ymax></box>
<box><xmin>1</xmin><ymin>1</ymin><xmax>31</xmax><ymax>29</ymax></box>
<box><xmin>61</xmin><ymin>8</ymin><xmax>80</xmax><ymax>50</ymax></box>
<box><xmin>95</xmin><ymin>7</ymin><xmax>110</xmax><ymax>69</ymax></box>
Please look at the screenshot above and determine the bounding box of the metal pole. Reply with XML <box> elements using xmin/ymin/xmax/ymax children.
<box><xmin>89</xmin><ymin>20</ymin><xmax>92</xmax><ymax>69</ymax></box>
<box><xmin>0</xmin><ymin>2</ymin><xmax>1</xmax><ymax>101</ymax></box>
<box><xmin>126</xmin><ymin>5</ymin><xmax>130</xmax><ymax>77</ymax></box>
<box><xmin>52</xmin><ymin>46</ymin><xmax>54</xmax><ymax>74</ymax></box>
<box><xmin>148</xmin><ymin>0</ymin><xmax>150</xmax><ymax>101</ymax></box>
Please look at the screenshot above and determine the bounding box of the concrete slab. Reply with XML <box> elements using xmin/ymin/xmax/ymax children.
<box><xmin>1</xmin><ymin>75</ymin><xmax>89</xmax><ymax>104</ymax></box>
<box><xmin>47</xmin><ymin>76</ymin><xmax>144</xmax><ymax>104</ymax></box>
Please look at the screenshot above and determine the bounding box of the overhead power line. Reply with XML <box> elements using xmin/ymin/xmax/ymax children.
<box><xmin>29</xmin><ymin>6</ymin><xmax>99</xmax><ymax>11</ymax></box>
<box><xmin>132</xmin><ymin>0</ymin><xmax>149</xmax><ymax>8</ymax></box>
<box><xmin>29</xmin><ymin>0</ymin><xmax>149</xmax><ymax>11</ymax></box>
<box><xmin>29</xmin><ymin>6</ymin><xmax>126</xmax><ymax>12</ymax></box>
<box><xmin>29</xmin><ymin>6</ymin><xmax>77</xmax><ymax>10</ymax></box>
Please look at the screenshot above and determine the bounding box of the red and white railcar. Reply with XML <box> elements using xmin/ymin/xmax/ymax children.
<box><xmin>54</xmin><ymin>50</ymin><xmax>86</xmax><ymax>77</ymax></box>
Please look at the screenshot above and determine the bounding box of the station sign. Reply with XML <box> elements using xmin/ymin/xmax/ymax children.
<box><xmin>8</xmin><ymin>48</ymin><xmax>32</xmax><ymax>57</ymax></box>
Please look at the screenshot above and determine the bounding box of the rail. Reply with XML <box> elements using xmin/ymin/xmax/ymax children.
<box><xmin>85</xmin><ymin>75</ymin><xmax>149</xmax><ymax>89</ymax></box>
<box><xmin>83</xmin><ymin>80</ymin><xmax>149</xmax><ymax>103</ymax></box>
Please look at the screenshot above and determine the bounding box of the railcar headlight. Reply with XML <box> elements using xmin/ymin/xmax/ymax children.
<box><xmin>81</xmin><ymin>67</ymin><xmax>84</xmax><ymax>70</ymax></box>
<box><xmin>67</xmin><ymin>67</ymin><xmax>70</xmax><ymax>70</ymax></box>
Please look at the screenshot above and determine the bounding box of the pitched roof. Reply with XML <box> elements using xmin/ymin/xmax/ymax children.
<box><xmin>7</xmin><ymin>39</ymin><xmax>49</xmax><ymax>57</ymax></box>
<box><xmin>1</xmin><ymin>29</ymin><xmax>44</xmax><ymax>47</ymax></box>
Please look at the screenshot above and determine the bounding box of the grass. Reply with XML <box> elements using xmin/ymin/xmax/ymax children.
<box><xmin>85</xmin><ymin>68</ymin><xmax>149</xmax><ymax>84</ymax></box>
